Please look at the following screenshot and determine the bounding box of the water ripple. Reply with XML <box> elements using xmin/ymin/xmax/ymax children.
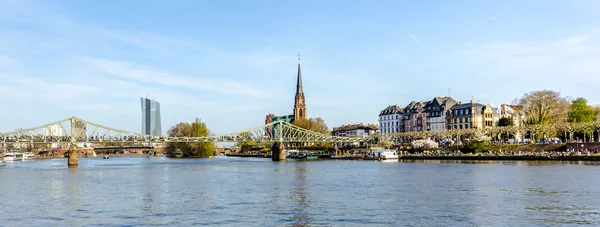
<box><xmin>2</xmin><ymin>157</ymin><xmax>600</xmax><ymax>226</ymax></box>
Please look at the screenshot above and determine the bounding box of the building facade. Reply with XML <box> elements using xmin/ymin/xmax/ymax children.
<box><xmin>378</xmin><ymin>105</ymin><xmax>403</xmax><ymax>134</ymax></box>
<box><xmin>425</xmin><ymin>97</ymin><xmax>457</xmax><ymax>131</ymax></box>
<box><xmin>73</xmin><ymin>119</ymin><xmax>87</xmax><ymax>140</ymax></box>
<box><xmin>332</xmin><ymin>123</ymin><xmax>378</xmax><ymax>137</ymax></box>
<box><xmin>43</xmin><ymin>124</ymin><xmax>63</xmax><ymax>137</ymax></box>
<box><xmin>497</xmin><ymin>104</ymin><xmax>525</xmax><ymax>127</ymax></box>
<box><xmin>141</xmin><ymin>97</ymin><xmax>162</xmax><ymax>136</ymax></box>
<box><xmin>404</xmin><ymin>101</ymin><xmax>429</xmax><ymax>132</ymax></box>
<box><xmin>446</xmin><ymin>102</ymin><xmax>497</xmax><ymax>130</ymax></box>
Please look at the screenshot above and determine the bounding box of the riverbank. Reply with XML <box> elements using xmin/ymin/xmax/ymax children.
<box><xmin>399</xmin><ymin>155</ymin><xmax>600</xmax><ymax>161</ymax></box>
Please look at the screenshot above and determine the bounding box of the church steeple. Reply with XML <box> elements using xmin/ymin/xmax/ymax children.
<box><xmin>296</xmin><ymin>54</ymin><xmax>303</xmax><ymax>94</ymax></box>
<box><xmin>293</xmin><ymin>53</ymin><xmax>306</xmax><ymax>122</ymax></box>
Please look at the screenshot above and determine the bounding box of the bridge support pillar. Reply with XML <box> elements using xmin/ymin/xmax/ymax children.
<box><xmin>67</xmin><ymin>144</ymin><xmax>78</xmax><ymax>167</ymax></box>
<box><xmin>271</xmin><ymin>142</ymin><xmax>286</xmax><ymax>161</ymax></box>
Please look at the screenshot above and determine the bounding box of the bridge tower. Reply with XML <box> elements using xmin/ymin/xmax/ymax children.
<box><xmin>271</xmin><ymin>121</ymin><xmax>286</xmax><ymax>161</ymax></box>
<box><xmin>67</xmin><ymin>117</ymin><xmax>79</xmax><ymax>167</ymax></box>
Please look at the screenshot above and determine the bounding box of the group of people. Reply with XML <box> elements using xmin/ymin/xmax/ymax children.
<box><xmin>400</xmin><ymin>149</ymin><xmax>600</xmax><ymax>157</ymax></box>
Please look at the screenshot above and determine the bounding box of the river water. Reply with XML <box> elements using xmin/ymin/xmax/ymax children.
<box><xmin>1</xmin><ymin>157</ymin><xmax>600</xmax><ymax>226</ymax></box>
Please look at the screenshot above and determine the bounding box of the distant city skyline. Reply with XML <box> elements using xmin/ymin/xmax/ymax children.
<box><xmin>0</xmin><ymin>0</ymin><xmax>599</xmax><ymax>135</ymax></box>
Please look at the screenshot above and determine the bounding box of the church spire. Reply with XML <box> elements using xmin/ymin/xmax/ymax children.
<box><xmin>293</xmin><ymin>53</ymin><xmax>306</xmax><ymax>122</ymax></box>
<box><xmin>296</xmin><ymin>52</ymin><xmax>303</xmax><ymax>94</ymax></box>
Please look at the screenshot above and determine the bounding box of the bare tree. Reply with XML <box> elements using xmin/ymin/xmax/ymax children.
<box><xmin>517</xmin><ymin>90</ymin><xmax>570</xmax><ymax>125</ymax></box>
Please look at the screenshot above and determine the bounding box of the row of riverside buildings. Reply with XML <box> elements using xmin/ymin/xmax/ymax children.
<box><xmin>330</xmin><ymin>96</ymin><xmax>525</xmax><ymax>140</ymax></box>
<box><xmin>378</xmin><ymin>97</ymin><xmax>525</xmax><ymax>134</ymax></box>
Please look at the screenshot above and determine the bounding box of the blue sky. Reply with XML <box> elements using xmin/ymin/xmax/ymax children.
<box><xmin>1</xmin><ymin>0</ymin><xmax>599</xmax><ymax>135</ymax></box>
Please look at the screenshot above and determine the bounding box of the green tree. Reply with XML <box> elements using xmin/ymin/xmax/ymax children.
<box><xmin>236</xmin><ymin>132</ymin><xmax>256</xmax><ymax>152</ymax></box>
<box><xmin>517</xmin><ymin>90</ymin><xmax>569</xmax><ymax>125</ymax></box>
<box><xmin>498</xmin><ymin>117</ymin><xmax>514</xmax><ymax>127</ymax></box>
<box><xmin>166</xmin><ymin>121</ymin><xmax>215</xmax><ymax>157</ymax></box>
<box><xmin>568</xmin><ymin>98</ymin><xmax>596</xmax><ymax>123</ymax></box>
<box><xmin>292</xmin><ymin>117</ymin><xmax>330</xmax><ymax>148</ymax></box>
<box><xmin>292</xmin><ymin>117</ymin><xmax>330</xmax><ymax>134</ymax></box>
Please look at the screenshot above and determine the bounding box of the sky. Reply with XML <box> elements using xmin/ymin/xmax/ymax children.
<box><xmin>0</xmin><ymin>0</ymin><xmax>599</xmax><ymax>135</ymax></box>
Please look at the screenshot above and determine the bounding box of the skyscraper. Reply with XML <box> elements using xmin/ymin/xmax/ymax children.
<box><xmin>141</xmin><ymin>97</ymin><xmax>162</xmax><ymax>136</ymax></box>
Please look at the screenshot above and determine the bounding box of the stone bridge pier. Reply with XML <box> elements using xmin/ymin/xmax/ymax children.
<box><xmin>67</xmin><ymin>143</ymin><xmax>78</xmax><ymax>167</ymax></box>
<box><xmin>271</xmin><ymin>142</ymin><xmax>286</xmax><ymax>161</ymax></box>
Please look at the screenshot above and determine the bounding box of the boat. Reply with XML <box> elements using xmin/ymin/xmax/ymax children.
<box><xmin>0</xmin><ymin>161</ymin><xmax>5</xmax><ymax>167</ymax></box>
<box><xmin>288</xmin><ymin>151</ymin><xmax>318</xmax><ymax>160</ymax></box>
<box><xmin>103</xmin><ymin>156</ymin><xmax>110</xmax><ymax>159</ymax></box>
<box><xmin>4</xmin><ymin>152</ymin><xmax>24</xmax><ymax>162</ymax></box>
<box><xmin>370</xmin><ymin>149</ymin><xmax>399</xmax><ymax>160</ymax></box>
<box><xmin>305</xmin><ymin>152</ymin><xmax>318</xmax><ymax>159</ymax></box>
<box><xmin>23</xmin><ymin>152</ymin><xmax>35</xmax><ymax>160</ymax></box>
<box><xmin>286</xmin><ymin>150</ymin><xmax>300</xmax><ymax>159</ymax></box>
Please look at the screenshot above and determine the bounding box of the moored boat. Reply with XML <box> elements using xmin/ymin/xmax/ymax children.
<box><xmin>4</xmin><ymin>152</ymin><xmax>24</xmax><ymax>162</ymax></box>
<box><xmin>23</xmin><ymin>152</ymin><xmax>35</xmax><ymax>160</ymax></box>
<box><xmin>370</xmin><ymin>149</ymin><xmax>399</xmax><ymax>160</ymax></box>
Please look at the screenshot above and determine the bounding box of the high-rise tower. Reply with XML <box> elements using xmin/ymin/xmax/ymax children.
<box><xmin>293</xmin><ymin>54</ymin><xmax>306</xmax><ymax>122</ymax></box>
<box><xmin>141</xmin><ymin>97</ymin><xmax>162</xmax><ymax>136</ymax></box>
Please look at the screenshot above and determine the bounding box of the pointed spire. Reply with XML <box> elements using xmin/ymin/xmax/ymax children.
<box><xmin>296</xmin><ymin>52</ymin><xmax>303</xmax><ymax>94</ymax></box>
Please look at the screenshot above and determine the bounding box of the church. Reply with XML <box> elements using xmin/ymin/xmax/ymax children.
<box><xmin>265</xmin><ymin>55</ymin><xmax>307</xmax><ymax>125</ymax></box>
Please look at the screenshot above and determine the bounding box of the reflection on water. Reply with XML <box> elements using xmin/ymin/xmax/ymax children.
<box><xmin>1</xmin><ymin>157</ymin><xmax>600</xmax><ymax>226</ymax></box>
<box><xmin>291</xmin><ymin>163</ymin><xmax>312</xmax><ymax>226</ymax></box>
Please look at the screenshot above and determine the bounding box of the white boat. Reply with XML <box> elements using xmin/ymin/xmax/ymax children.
<box><xmin>4</xmin><ymin>152</ymin><xmax>24</xmax><ymax>161</ymax></box>
<box><xmin>23</xmin><ymin>152</ymin><xmax>35</xmax><ymax>160</ymax></box>
<box><xmin>370</xmin><ymin>149</ymin><xmax>399</xmax><ymax>160</ymax></box>
<box><xmin>286</xmin><ymin>149</ymin><xmax>300</xmax><ymax>158</ymax></box>
<box><xmin>0</xmin><ymin>161</ymin><xmax>5</xmax><ymax>167</ymax></box>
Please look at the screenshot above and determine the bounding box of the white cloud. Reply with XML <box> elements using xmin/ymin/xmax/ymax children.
<box><xmin>81</xmin><ymin>58</ymin><xmax>280</xmax><ymax>99</ymax></box>
<box><xmin>408</xmin><ymin>33</ymin><xmax>420</xmax><ymax>43</ymax></box>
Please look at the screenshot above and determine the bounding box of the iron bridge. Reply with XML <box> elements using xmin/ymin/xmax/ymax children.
<box><xmin>0</xmin><ymin>117</ymin><xmax>366</xmax><ymax>145</ymax></box>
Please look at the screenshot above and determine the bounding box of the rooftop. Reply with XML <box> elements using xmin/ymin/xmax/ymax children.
<box><xmin>332</xmin><ymin>123</ymin><xmax>379</xmax><ymax>132</ymax></box>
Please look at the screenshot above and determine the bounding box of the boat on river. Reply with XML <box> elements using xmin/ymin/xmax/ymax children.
<box><xmin>4</xmin><ymin>152</ymin><xmax>24</xmax><ymax>161</ymax></box>
<box><xmin>370</xmin><ymin>149</ymin><xmax>399</xmax><ymax>160</ymax></box>
<box><xmin>23</xmin><ymin>152</ymin><xmax>35</xmax><ymax>160</ymax></box>
<box><xmin>288</xmin><ymin>151</ymin><xmax>318</xmax><ymax>160</ymax></box>
<box><xmin>0</xmin><ymin>161</ymin><xmax>5</xmax><ymax>167</ymax></box>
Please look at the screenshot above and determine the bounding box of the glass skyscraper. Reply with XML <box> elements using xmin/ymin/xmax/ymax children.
<box><xmin>141</xmin><ymin>97</ymin><xmax>162</xmax><ymax>136</ymax></box>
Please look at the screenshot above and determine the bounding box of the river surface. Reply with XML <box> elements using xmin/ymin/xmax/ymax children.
<box><xmin>1</xmin><ymin>157</ymin><xmax>600</xmax><ymax>226</ymax></box>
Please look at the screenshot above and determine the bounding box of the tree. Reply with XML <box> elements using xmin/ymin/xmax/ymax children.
<box><xmin>292</xmin><ymin>117</ymin><xmax>330</xmax><ymax>134</ymax></box>
<box><xmin>292</xmin><ymin>117</ymin><xmax>330</xmax><ymax>148</ymax></box>
<box><xmin>517</xmin><ymin>90</ymin><xmax>569</xmax><ymax>125</ymax></box>
<box><xmin>498</xmin><ymin>117</ymin><xmax>514</xmax><ymax>127</ymax></box>
<box><xmin>568</xmin><ymin>98</ymin><xmax>596</xmax><ymax>123</ymax></box>
<box><xmin>166</xmin><ymin>121</ymin><xmax>215</xmax><ymax>157</ymax></box>
<box><xmin>236</xmin><ymin>132</ymin><xmax>256</xmax><ymax>152</ymax></box>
